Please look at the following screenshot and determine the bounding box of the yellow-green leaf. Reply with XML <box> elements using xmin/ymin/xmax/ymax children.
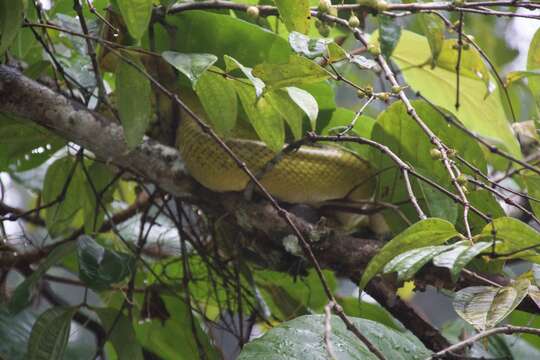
<box><xmin>274</xmin><ymin>0</ymin><xmax>310</xmax><ymax>34</ymax></box>
<box><xmin>116</xmin><ymin>0</ymin><xmax>153</xmax><ymax>40</ymax></box>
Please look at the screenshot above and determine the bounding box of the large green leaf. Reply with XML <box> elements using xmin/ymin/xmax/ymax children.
<box><xmin>81</xmin><ymin>160</ymin><xmax>116</xmax><ymax>234</ymax></box>
<box><xmin>96</xmin><ymin>308</ymin><xmax>144</xmax><ymax>360</ymax></box>
<box><xmin>453</xmin><ymin>280</ymin><xmax>530</xmax><ymax>331</ymax></box>
<box><xmin>0</xmin><ymin>0</ymin><xmax>24</xmax><ymax>54</ymax></box>
<box><xmin>274</xmin><ymin>0</ymin><xmax>310</xmax><ymax>34</ymax></box>
<box><xmin>42</xmin><ymin>156</ymin><xmax>83</xmax><ymax>237</ymax></box>
<box><xmin>237</xmin><ymin>315</ymin><xmax>431</xmax><ymax>359</ymax></box>
<box><xmin>233</xmin><ymin>81</ymin><xmax>285</xmax><ymax>151</ymax></box>
<box><xmin>194</xmin><ymin>68</ymin><xmax>238</xmax><ymax>136</ymax></box>
<box><xmin>9</xmin><ymin>242</ymin><xmax>77</xmax><ymax>314</ymax></box>
<box><xmin>77</xmin><ymin>236</ymin><xmax>135</xmax><ymax>290</ymax></box>
<box><xmin>157</xmin><ymin>11</ymin><xmax>291</xmax><ymax>68</ymax></box>
<box><xmin>252</xmin><ymin>55</ymin><xmax>331</xmax><ymax>91</ymax></box>
<box><xmin>265</xmin><ymin>89</ymin><xmax>304</xmax><ymax>140</ymax></box>
<box><xmin>116</xmin><ymin>0</ymin><xmax>153</xmax><ymax>40</ymax></box>
<box><xmin>162</xmin><ymin>51</ymin><xmax>218</xmax><ymax>86</ymax></box>
<box><xmin>27</xmin><ymin>307</ymin><xmax>77</xmax><ymax>360</ymax></box>
<box><xmin>480</xmin><ymin>217</ymin><xmax>540</xmax><ymax>262</ymax></box>
<box><xmin>116</xmin><ymin>53</ymin><xmax>153</xmax><ymax>149</ymax></box>
<box><xmin>527</xmin><ymin>27</ymin><xmax>540</xmax><ymax>110</ymax></box>
<box><xmin>433</xmin><ymin>241</ymin><xmax>493</xmax><ymax>281</ymax></box>
<box><xmin>359</xmin><ymin>218</ymin><xmax>460</xmax><ymax>289</ymax></box>
<box><xmin>372</xmin><ymin>30</ymin><xmax>521</xmax><ymax>157</ymax></box>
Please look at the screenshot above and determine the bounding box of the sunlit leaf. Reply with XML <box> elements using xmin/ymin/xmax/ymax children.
<box><xmin>224</xmin><ymin>55</ymin><xmax>265</xmax><ymax>97</ymax></box>
<box><xmin>274</xmin><ymin>0</ymin><xmax>310</xmax><ymax>34</ymax></box>
<box><xmin>359</xmin><ymin>218</ymin><xmax>460</xmax><ymax>289</ymax></box>
<box><xmin>454</xmin><ymin>280</ymin><xmax>530</xmax><ymax>331</ymax></box>
<box><xmin>505</xmin><ymin>69</ymin><xmax>540</xmax><ymax>87</ymax></box>
<box><xmin>286</xmin><ymin>86</ymin><xmax>318</xmax><ymax>130</ymax></box>
<box><xmin>527</xmin><ymin>27</ymin><xmax>540</xmax><ymax>109</ymax></box>
<box><xmin>326</xmin><ymin>42</ymin><xmax>348</xmax><ymax>63</ymax></box>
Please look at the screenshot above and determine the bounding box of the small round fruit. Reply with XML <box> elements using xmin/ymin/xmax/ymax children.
<box><xmin>430</xmin><ymin>148</ymin><xmax>443</xmax><ymax>160</ymax></box>
<box><xmin>391</xmin><ymin>85</ymin><xmax>401</xmax><ymax>94</ymax></box>
<box><xmin>319</xmin><ymin>0</ymin><xmax>331</xmax><ymax>13</ymax></box>
<box><xmin>348</xmin><ymin>15</ymin><xmax>360</xmax><ymax>28</ymax></box>
<box><xmin>456</xmin><ymin>174</ymin><xmax>468</xmax><ymax>185</ymax></box>
<box><xmin>377</xmin><ymin>92</ymin><xmax>390</xmax><ymax>102</ymax></box>
<box><xmin>247</xmin><ymin>6</ymin><xmax>259</xmax><ymax>19</ymax></box>
<box><xmin>368</xmin><ymin>44</ymin><xmax>380</xmax><ymax>56</ymax></box>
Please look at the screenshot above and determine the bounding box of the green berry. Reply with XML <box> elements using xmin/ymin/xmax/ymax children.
<box><xmin>364</xmin><ymin>85</ymin><xmax>373</xmax><ymax>96</ymax></box>
<box><xmin>430</xmin><ymin>148</ymin><xmax>443</xmax><ymax>160</ymax></box>
<box><xmin>368</xmin><ymin>44</ymin><xmax>380</xmax><ymax>56</ymax></box>
<box><xmin>318</xmin><ymin>0</ymin><xmax>331</xmax><ymax>13</ymax></box>
<box><xmin>391</xmin><ymin>85</ymin><xmax>401</xmax><ymax>94</ymax></box>
<box><xmin>247</xmin><ymin>6</ymin><xmax>259</xmax><ymax>19</ymax></box>
<box><xmin>377</xmin><ymin>92</ymin><xmax>390</xmax><ymax>102</ymax></box>
<box><xmin>456</xmin><ymin>174</ymin><xmax>468</xmax><ymax>186</ymax></box>
<box><xmin>348</xmin><ymin>15</ymin><xmax>360</xmax><ymax>28</ymax></box>
<box><xmin>357</xmin><ymin>90</ymin><xmax>366</xmax><ymax>98</ymax></box>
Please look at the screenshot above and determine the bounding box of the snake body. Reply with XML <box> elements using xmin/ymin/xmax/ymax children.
<box><xmin>177</xmin><ymin>116</ymin><xmax>374</xmax><ymax>204</ymax></box>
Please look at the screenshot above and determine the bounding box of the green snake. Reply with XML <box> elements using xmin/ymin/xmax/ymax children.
<box><xmin>177</xmin><ymin>114</ymin><xmax>374</xmax><ymax>204</ymax></box>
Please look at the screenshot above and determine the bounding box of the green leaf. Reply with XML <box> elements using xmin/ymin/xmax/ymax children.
<box><xmin>82</xmin><ymin>161</ymin><xmax>116</xmax><ymax>234</ymax></box>
<box><xmin>418</xmin><ymin>180</ymin><xmax>458</xmax><ymax>223</ymax></box>
<box><xmin>42</xmin><ymin>156</ymin><xmax>83</xmax><ymax>237</ymax></box>
<box><xmin>453</xmin><ymin>280</ymin><xmax>530</xmax><ymax>331</ymax></box>
<box><xmin>378</xmin><ymin>15</ymin><xmax>401</xmax><ymax>58</ymax></box>
<box><xmin>527</xmin><ymin>27</ymin><xmax>540</xmax><ymax>110</ymax></box>
<box><xmin>274</xmin><ymin>0</ymin><xmax>310</xmax><ymax>34</ymax></box>
<box><xmin>371</xmin><ymin>30</ymin><xmax>521</xmax><ymax>158</ymax></box>
<box><xmin>505</xmin><ymin>70</ymin><xmax>540</xmax><ymax>87</ymax></box>
<box><xmin>116</xmin><ymin>53</ymin><xmax>152</xmax><ymax>149</ymax></box>
<box><xmin>252</xmin><ymin>55</ymin><xmax>330</xmax><ymax>92</ymax></box>
<box><xmin>350</xmin><ymin>55</ymin><xmax>379</xmax><ymax>70</ymax></box>
<box><xmin>194</xmin><ymin>68</ymin><xmax>238</xmax><ymax>135</ymax></box>
<box><xmin>480</xmin><ymin>217</ymin><xmax>540</xmax><ymax>262</ymax></box>
<box><xmin>433</xmin><ymin>241</ymin><xmax>493</xmax><ymax>281</ymax></box>
<box><xmin>289</xmin><ymin>31</ymin><xmax>328</xmax><ymax>59</ymax></box>
<box><xmin>27</xmin><ymin>307</ymin><xmax>77</xmax><ymax>360</ymax></box>
<box><xmin>224</xmin><ymin>55</ymin><xmax>265</xmax><ymax>97</ymax></box>
<box><xmin>162</xmin><ymin>51</ymin><xmax>218</xmax><ymax>86</ymax></box>
<box><xmin>237</xmin><ymin>315</ymin><xmax>431</xmax><ymax>360</ymax></box>
<box><xmin>0</xmin><ymin>0</ymin><xmax>24</xmax><ymax>55</ymax></box>
<box><xmin>0</xmin><ymin>306</ymin><xmax>37</xmax><ymax>359</ymax></box>
<box><xmin>359</xmin><ymin>218</ymin><xmax>459</xmax><ymax>289</ymax></box>
<box><xmin>265</xmin><ymin>89</ymin><xmax>304</xmax><ymax>139</ymax></box>
<box><xmin>233</xmin><ymin>81</ymin><xmax>285</xmax><ymax>152</ymax></box>
<box><xmin>383</xmin><ymin>244</ymin><xmax>456</xmax><ymax>282</ymax></box>
<box><xmin>136</xmin><ymin>295</ymin><xmax>218</xmax><ymax>359</ymax></box>
<box><xmin>161</xmin><ymin>11</ymin><xmax>290</xmax><ymax>68</ymax></box>
<box><xmin>326</xmin><ymin>42</ymin><xmax>348</xmax><ymax>63</ymax></box>
<box><xmin>522</xmin><ymin>172</ymin><xmax>540</xmax><ymax>219</ymax></box>
<box><xmin>77</xmin><ymin>235</ymin><xmax>134</xmax><ymax>290</ymax></box>
<box><xmin>286</xmin><ymin>86</ymin><xmax>318</xmax><ymax>130</ymax></box>
<box><xmin>0</xmin><ymin>113</ymin><xmax>65</xmax><ymax>172</ymax></box>
<box><xmin>95</xmin><ymin>308</ymin><xmax>144</xmax><ymax>360</ymax></box>
<box><xmin>418</xmin><ymin>13</ymin><xmax>445</xmax><ymax>65</ymax></box>
<box><xmin>116</xmin><ymin>0</ymin><xmax>153</xmax><ymax>40</ymax></box>
<box><xmin>9</xmin><ymin>242</ymin><xmax>77</xmax><ymax>314</ymax></box>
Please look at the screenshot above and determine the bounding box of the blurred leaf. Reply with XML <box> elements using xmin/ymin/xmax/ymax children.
<box><xmin>274</xmin><ymin>0</ymin><xmax>310</xmax><ymax>34</ymax></box>
<box><xmin>77</xmin><ymin>235</ymin><xmax>134</xmax><ymax>290</ymax></box>
<box><xmin>527</xmin><ymin>27</ymin><xmax>540</xmax><ymax>110</ymax></box>
<box><xmin>237</xmin><ymin>315</ymin><xmax>431</xmax><ymax>360</ymax></box>
<box><xmin>95</xmin><ymin>308</ymin><xmax>144</xmax><ymax>360</ymax></box>
<box><xmin>522</xmin><ymin>172</ymin><xmax>540</xmax><ymax>219</ymax></box>
<box><xmin>289</xmin><ymin>32</ymin><xmax>328</xmax><ymax>58</ymax></box>
<box><xmin>418</xmin><ymin>13</ymin><xmax>444</xmax><ymax>65</ymax></box>
<box><xmin>194</xmin><ymin>68</ymin><xmax>238</xmax><ymax>135</ymax></box>
<box><xmin>337</xmin><ymin>297</ymin><xmax>404</xmax><ymax>332</ymax></box>
<box><xmin>116</xmin><ymin>0</ymin><xmax>152</xmax><ymax>40</ymax></box>
<box><xmin>359</xmin><ymin>218</ymin><xmax>459</xmax><ymax>289</ymax></box>
<box><xmin>0</xmin><ymin>113</ymin><xmax>65</xmax><ymax>172</ymax></box>
<box><xmin>162</xmin><ymin>51</ymin><xmax>218</xmax><ymax>86</ymax></box>
<box><xmin>82</xmin><ymin>161</ymin><xmax>116</xmax><ymax>234</ymax></box>
<box><xmin>233</xmin><ymin>81</ymin><xmax>284</xmax><ymax>151</ymax></box>
<box><xmin>326</xmin><ymin>42</ymin><xmax>348</xmax><ymax>63</ymax></box>
<box><xmin>42</xmin><ymin>156</ymin><xmax>83</xmax><ymax>237</ymax></box>
<box><xmin>136</xmin><ymin>295</ymin><xmax>218</xmax><ymax>359</ymax></box>
<box><xmin>350</xmin><ymin>55</ymin><xmax>379</xmax><ymax>70</ymax></box>
<box><xmin>371</xmin><ymin>30</ymin><xmax>521</xmax><ymax>157</ymax></box>
<box><xmin>9</xmin><ymin>242</ymin><xmax>77</xmax><ymax>314</ymax></box>
<box><xmin>383</xmin><ymin>244</ymin><xmax>457</xmax><ymax>282</ymax></box>
<box><xmin>480</xmin><ymin>217</ymin><xmax>540</xmax><ymax>263</ymax></box>
<box><xmin>224</xmin><ymin>55</ymin><xmax>265</xmax><ymax>97</ymax></box>
<box><xmin>116</xmin><ymin>53</ymin><xmax>152</xmax><ymax>149</ymax></box>
<box><xmin>0</xmin><ymin>306</ymin><xmax>36</xmax><ymax>359</ymax></box>
<box><xmin>0</xmin><ymin>0</ymin><xmax>24</xmax><ymax>54</ymax></box>
<box><xmin>506</xmin><ymin>70</ymin><xmax>540</xmax><ymax>87</ymax></box>
<box><xmin>252</xmin><ymin>55</ymin><xmax>330</xmax><ymax>92</ymax></box>
<box><xmin>27</xmin><ymin>306</ymin><xmax>77</xmax><ymax>360</ymax></box>
<box><xmin>454</xmin><ymin>280</ymin><xmax>530</xmax><ymax>331</ymax></box>
<box><xmin>433</xmin><ymin>241</ymin><xmax>493</xmax><ymax>281</ymax></box>
<box><xmin>378</xmin><ymin>14</ymin><xmax>401</xmax><ymax>58</ymax></box>
<box><xmin>286</xmin><ymin>86</ymin><xmax>318</xmax><ymax>130</ymax></box>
